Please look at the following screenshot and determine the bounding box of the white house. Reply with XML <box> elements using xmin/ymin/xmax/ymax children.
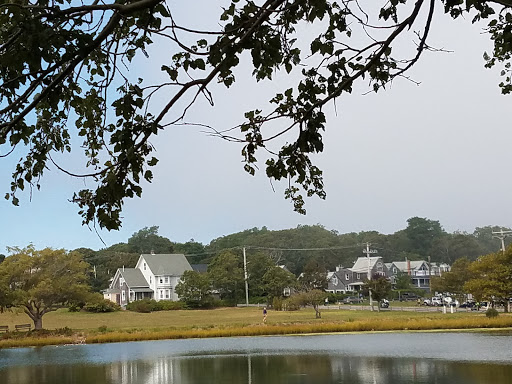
<box><xmin>104</xmin><ymin>253</ymin><xmax>193</xmax><ymax>307</ymax></box>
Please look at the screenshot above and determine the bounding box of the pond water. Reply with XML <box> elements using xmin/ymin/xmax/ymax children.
<box><xmin>1</xmin><ymin>332</ymin><xmax>512</xmax><ymax>383</ymax></box>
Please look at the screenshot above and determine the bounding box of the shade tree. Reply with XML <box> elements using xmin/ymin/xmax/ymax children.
<box><xmin>0</xmin><ymin>247</ymin><xmax>91</xmax><ymax>329</ymax></box>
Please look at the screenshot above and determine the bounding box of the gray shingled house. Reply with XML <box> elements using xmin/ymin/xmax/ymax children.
<box><xmin>104</xmin><ymin>253</ymin><xmax>192</xmax><ymax>307</ymax></box>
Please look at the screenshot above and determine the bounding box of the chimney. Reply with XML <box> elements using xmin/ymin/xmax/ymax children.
<box><xmin>407</xmin><ymin>259</ymin><xmax>411</xmax><ymax>275</ymax></box>
<box><xmin>122</xmin><ymin>265</ymin><xmax>125</xmax><ymax>271</ymax></box>
<box><xmin>151</xmin><ymin>249</ymin><xmax>155</xmax><ymax>255</ymax></box>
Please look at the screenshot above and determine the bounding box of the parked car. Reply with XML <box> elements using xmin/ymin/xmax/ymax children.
<box><xmin>344</xmin><ymin>296</ymin><xmax>361</xmax><ymax>304</ymax></box>
<box><xmin>431</xmin><ymin>297</ymin><xmax>443</xmax><ymax>306</ymax></box>
<box><xmin>459</xmin><ymin>301</ymin><xmax>475</xmax><ymax>309</ymax></box>
<box><xmin>423</xmin><ymin>298</ymin><xmax>431</xmax><ymax>306</ymax></box>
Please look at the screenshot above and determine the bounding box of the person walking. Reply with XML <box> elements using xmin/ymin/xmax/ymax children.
<box><xmin>263</xmin><ymin>307</ymin><xmax>267</xmax><ymax>324</ymax></box>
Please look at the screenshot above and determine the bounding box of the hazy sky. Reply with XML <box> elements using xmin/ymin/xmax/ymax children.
<box><xmin>2</xmin><ymin>2</ymin><xmax>512</xmax><ymax>253</ymax></box>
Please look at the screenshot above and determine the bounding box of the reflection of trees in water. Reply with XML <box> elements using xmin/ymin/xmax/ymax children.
<box><xmin>106</xmin><ymin>355</ymin><xmax>512</xmax><ymax>384</ymax></box>
<box><xmin>4</xmin><ymin>353</ymin><xmax>512</xmax><ymax>384</ymax></box>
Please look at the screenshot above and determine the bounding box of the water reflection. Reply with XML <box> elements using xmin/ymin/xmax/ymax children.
<box><xmin>3</xmin><ymin>352</ymin><xmax>512</xmax><ymax>384</ymax></box>
<box><xmin>2</xmin><ymin>333</ymin><xmax>512</xmax><ymax>384</ymax></box>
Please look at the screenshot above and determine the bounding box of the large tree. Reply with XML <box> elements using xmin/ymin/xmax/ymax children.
<box><xmin>127</xmin><ymin>226</ymin><xmax>174</xmax><ymax>254</ymax></box>
<box><xmin>0</xmin><ymin>247</ymin><xmax>91</xmax><ymax>329</ymax></box>
<box><xmin>405</xmin><ymin>217</ymin><xmax>446</xmax><ymax>257</ymax></box>
<box><xmin>464</xmin><ymin>249</ymin><xmax>512</xmax><ymax>310</ymax></box>
<box><xmin>208</xmin><ymin>251</ymin><xmax>244</xmax><ymax>302</ymax></box>
<box><xmin>2</xmin><ymin>0</ymin><xmax>510</xmax><ymax>229</ymax></box>
<box><xmin>431</xmin><ymin>257</ymin><xmax>471</xmax><ymax>297</ymax></box>
<box><xmin>363</xmin><ymin>275</ymin><xmax>392</xmax><ymax>312</ymax></box>
<box><xmin>175</xmin><ymin>270</ymin><xmax>212</xmax><ymax>308</ymax></box>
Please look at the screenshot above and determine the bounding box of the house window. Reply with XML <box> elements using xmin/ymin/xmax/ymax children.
<box><xmin>165</xmin><ymin>276</ymin><xmax>169</xmax><ymax>283</ymax></box>
<box><xmin>333</xmin><ymin>277</ymin><xmax>338</xmax><ymax>285</ymax></box>
<box><xmin>345</xmin><ymin>273</ymin><xmax>349</xmax><ymax>280</ymax></box>
<box><xmin>159</xmin><ymin>277</ymin><xmax>163</xmax><ymax>284</ymax></box>
<box><xmin>119</xmin><ymin>277</ymin><xmax>124</xmax><ymax>286</ymax></box>
<box><xmin>144</xmin><ymin>263</ymin><xmax>146</xmax><ymax>271</ymax></box>
<box><xmin>166</xmin><ymin>290</ymin><xmax>170</xmax><ymax>299</ymax></box>
<box><xmin>122</xmin><ymin>291</ymin><xmax>126</xmax><ymax>301</ymax></box>
<box><xmin>356</xmin><ymin>273</ymin><xmax>361</xmax><ymax>279</ymax></box>
<box><xmin>160</xmin><ymin>290</ymin><xmax>163</xmax><ymax>299</ymax></box>
<box><xmin>150</xmin><ymin>276</ymin><xmax>152</xmax><ymax>284</ymax></box>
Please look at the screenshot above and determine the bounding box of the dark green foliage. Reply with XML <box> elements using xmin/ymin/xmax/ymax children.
<box><xmin>83</xmin><ymin>299</ymin><xmax>121</xmax><ymax>313</ymax></box>
<box><xmin>126</xmin><ymin>299</ymin><xmax>154</xmax><ymax>313</ymax></box>
<box><xmin>176</xmin><ymin>270</ymin><xmax>213</xmax><ymax>308</ymax></box>
<box><xmin>127</xmin><ymin>226</ymin><xmax>174</xmax><ymax>254</ymax></box>
<box><xmin>485</xmin><ymin>308</ymin><xmax>499</xmax><ymax>318</ymax></box>
<box><xmin>126</xmin><ymin>299</ymin><xmax>185</xmax><ymax>312</ymax></box>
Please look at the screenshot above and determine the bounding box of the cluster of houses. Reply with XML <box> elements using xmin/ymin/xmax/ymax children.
<box><xmin>103</xmin><ymin>253</ymin><xmax>450</xmax><ymax>308</ymax></box>
<box><xmin>326</xmin><ymin>257</ymin><xmax>450</xmax><ymax>294</ymax></box>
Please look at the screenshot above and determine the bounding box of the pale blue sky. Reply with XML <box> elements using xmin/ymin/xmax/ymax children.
<box><xmin>1</xmin><ymin>3</ymin><xmax>512</xmax><ymax>253</ymax></box>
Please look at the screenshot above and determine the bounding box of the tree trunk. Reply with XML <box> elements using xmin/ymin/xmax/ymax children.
<box><xmin>34</xmin><ymin>316</ymin><xmax>43</xmax><ymax>330</ymax></box>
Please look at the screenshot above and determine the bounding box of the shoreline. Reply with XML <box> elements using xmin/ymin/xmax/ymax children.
<box><xmin>2</xmin><ymin>317</ymin><xmax>512</xmax><ymax>350</ymax></box>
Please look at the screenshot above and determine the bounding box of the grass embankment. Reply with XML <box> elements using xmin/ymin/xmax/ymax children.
<box><xmin>1</xmin><ymin>307</ymin><xmax>511</xmax><ymax>349</ymax></box>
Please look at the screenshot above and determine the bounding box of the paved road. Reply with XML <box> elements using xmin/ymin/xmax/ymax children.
<box><xmin>322</xmin><ymin>304</ymin><xmax>477</xmax><ymax>313</ymax></box>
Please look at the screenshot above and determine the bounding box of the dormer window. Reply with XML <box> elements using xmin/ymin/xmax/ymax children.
<box><xmin>345</xmin><ymin>273</ymin><xmax>349</xmax><ymax>280</ymax></box>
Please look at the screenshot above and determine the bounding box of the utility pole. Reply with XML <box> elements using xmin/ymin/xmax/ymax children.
<box><xmin>243</xmin><ymin>247</ymin><xmax>249</xmax><ymax>307</ymax></box>
<box><xmin>492</xmin><ymin>228</ymin><xmax>512</xmax><ymax>254</ymax></box>
<box><xmin>363</xmin><ymin>242</ymin><xmax>378</xmax><ymax>311</ymax></box>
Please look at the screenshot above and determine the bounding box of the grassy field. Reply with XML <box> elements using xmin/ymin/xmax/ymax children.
<box><xmin>0</xmin><ymin>306</ymin><xmax>480</xmax><ymax>331</ymax></box>
<box><xmin>1</xmin><ymin>307</ymin><xmax>510</xmax><ymax>349</ymax></box>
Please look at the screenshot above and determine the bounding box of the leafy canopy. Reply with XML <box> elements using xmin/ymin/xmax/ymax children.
<box><xmin>0</xmin><ymin>246</ymin><xmax>90</xmax><ymax>329</ymax></box>
<box><xmin>1</xmin><ymin>0</ymin><xmax>511</xmax><ymax>229</ymax></box>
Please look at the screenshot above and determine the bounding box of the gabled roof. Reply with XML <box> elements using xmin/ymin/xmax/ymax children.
<box><xmin>120</xmin><ymin>268</ymin><xmax>150</xmax><ymax>288</ymax></box>
<box><xmin>191</xmin><ymin>264</ymin><xmax>208</xmax><ymax>273</ymax></box>
<box><xmin>350</xmin><ymin>256</ymin><xmax>381</xmax><ymax>273</ymax></box>
<box><xmin>139</xmin><ymin>254</ymin><xmax>192</xmax><ymax>276</ymax></box>
<box><xmin>392</xmin><ymin>260</ymin><xmax>427</xmax><ymax>272</ymax></box>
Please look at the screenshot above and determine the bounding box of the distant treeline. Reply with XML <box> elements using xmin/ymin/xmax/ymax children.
<box><xmin>72</xmin><ymin>219</ymin><xmax>511</xmax><ymax>291</ymax></box>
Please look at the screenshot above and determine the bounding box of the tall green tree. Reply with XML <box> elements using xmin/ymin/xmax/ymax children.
<box><xmin>299</xmin><ymin>259</ymin><xmax>328</xmax><ymax>291</ymax></box>
<box><xmin>175</xmin><ymin>270</ymin><xmax>212</xmax><ymax>308</ymax></box>
<box><xmin>2</xmin><ymin>0</ymin><xmax>510</xmax><ymax>229</ymax></box>
<box><xmin>363</xmin><ymin>276</ymin><xmax>392</xmax><ymax>312</ymax></box>
<box><xmin>464</xmin><ymin>250</ymin><xmax>512</xmax><ymax>311</ymax></box>
<box><xmin>247</xmin><ymin>252</ymin><xmax>275</xmax><ymax>298</ymax></box>
<box><xmin>405</xmin><ymin>217</ymin><xmax>446</xmax><ymax>257</ymax></box>
<box><xmin>0</xmin><ymin>247</ymin><xmax>91</xmax><ymax>329</ymax></box>
<box><xmin>128</xmin><ymin>226</ymin><xmax>174</xmax><ymax>254</ymax></box>
<box><xmin>263</xmin><ymin>266</ymin><xmax>297</xmax><ymax>300</ymax></box>
<box><xmin>208</xmin><ymin>251</ymin><xmax>244</xmax><ymax>303</ymax></box>
<box><xmin>431</xmin><ymin>257</ymin><xmax>471</xmax><ymax>297</ymax></box>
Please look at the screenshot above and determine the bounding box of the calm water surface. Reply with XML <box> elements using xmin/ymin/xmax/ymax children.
<box><xmin>1</xmin><ymin>332</ymin><xmax>512</xmax><ymax>383</ymax></box>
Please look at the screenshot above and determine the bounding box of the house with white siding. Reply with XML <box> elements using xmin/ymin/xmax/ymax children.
<box><xmin>104</xmin><ymin>253</ymin><xmax>192</xmax><ymax>307</ymax></box>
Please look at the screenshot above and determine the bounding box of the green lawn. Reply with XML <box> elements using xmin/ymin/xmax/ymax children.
<box><xmin>0</xmin><ymin>306</ymin><xmax>486</xmax><ymax>332</ymax></box>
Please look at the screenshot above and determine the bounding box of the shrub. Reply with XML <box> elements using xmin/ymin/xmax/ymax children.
<box><xmin>283</xmin><ymin>296</ymin><xmax>301</xmax><ymax>311</ymax></box>
<box><xmin>126</xmin><ymin>299</ymin><xmax>155</xmax><ymax>313</ymax></box>
<box><xmin>68</xmin><ymin>303</ymin><xmax>83</xmax><ymax>312</ymax></box>
<box><xmin>272</xmin><ymin>297</ymin><xmax>283</xmax><ymax>311</ymax></box>
<box><xmin>83</xmin><ymin>299</ymin><xmax>120</xmax><ymax>313</ymax></box>
<box><xmin>98</xmin><ymin>325</ymin><xmax>108</xmax><ymax>333</ymax></box>
<box><xmin>486</xmin><ymin>308</ymin><xmax>499</xmax><ymax>318</ymax></box>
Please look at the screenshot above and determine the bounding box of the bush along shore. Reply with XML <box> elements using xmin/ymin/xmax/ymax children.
<box><xmin>2</xmin><ymin>315</ymin><xmax>512</xmax><ymax>349</ymax></box>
